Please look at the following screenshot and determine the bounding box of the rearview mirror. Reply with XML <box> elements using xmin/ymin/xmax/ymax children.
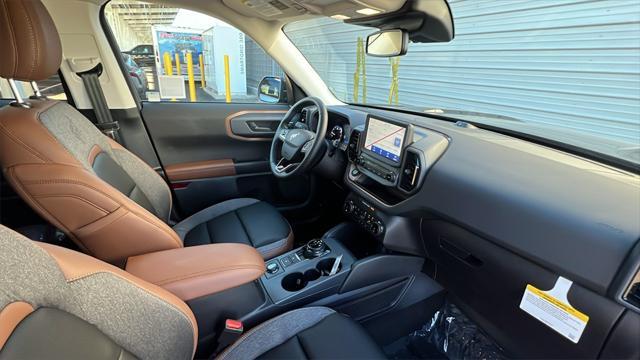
<box><xmin>366</xmin><ymin>29</ymin><xmax>408</xmax><ymax>57</ymax></box>
<box><xmin>258</xmin><ymin>76</ymin><xmax>286</xmax><ymax>103</ymax></box>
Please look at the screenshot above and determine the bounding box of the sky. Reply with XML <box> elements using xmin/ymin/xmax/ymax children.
<box><xmin>172</xmin><ymin>9</ymin><xmax>232</xmax><ymax>31</ymax></box>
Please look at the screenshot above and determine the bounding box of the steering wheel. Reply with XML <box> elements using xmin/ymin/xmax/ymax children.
<box><xmin>270</xmin><ymin>97</ymin><xmax>328</xmax><ymax>178</ymax></box>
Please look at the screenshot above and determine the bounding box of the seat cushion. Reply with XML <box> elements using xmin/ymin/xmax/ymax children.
<box><xmin>217</xmin><ymin>307</ymin><xmax>386</xmax><ymax>360</ymax></box>
<box><xmin>173</xmin><ymin>198</ymin><xmax>293</xmax><ymax>259</ymax></box>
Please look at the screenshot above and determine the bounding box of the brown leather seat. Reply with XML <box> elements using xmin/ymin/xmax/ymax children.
<box><xmin>0</xmin><ymin>0</ymin><xmax>293</xmax><ymax>265</ymax></box>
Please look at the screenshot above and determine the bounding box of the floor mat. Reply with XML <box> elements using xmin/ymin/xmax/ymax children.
<box><xmin>384</xmin><ymin>301</ymin><xmax>506</xmax><ymax>359</ymax></box>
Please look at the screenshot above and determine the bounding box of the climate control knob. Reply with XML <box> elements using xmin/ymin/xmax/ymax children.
<box><xmin>370</xmin><ymin>222</ymin><xmax>384</xmax><ymax>236</ymax></box>
<box><xmin>343</xmin><ymin>201</ymin><xmax>355</xmax><ymax>214</ymax></box>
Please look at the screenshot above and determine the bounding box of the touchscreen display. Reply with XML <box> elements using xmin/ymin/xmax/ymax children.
<box><xmin>364</xmin><ymin>118</ymin><xmax>407</xmax><ymax>163</ymax></box>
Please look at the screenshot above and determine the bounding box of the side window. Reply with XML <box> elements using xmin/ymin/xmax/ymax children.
<box><xmin>0</xmin><ymin>75</ymin><xmax>67</xmax><ymax>101</ymax></box>
<box><xmin>34</xmin><ymin>74</ymin><xmax>68</xmax><ymax>101</ymax></box>
<box><xmin>0</xmin><ymin>79</ymin><xmax>7</xmax><ymax>99</ymax></box>
<box><xmin>104</xmin><ymin>2</ymin><xmax>286</xmax><ymax>104</ymax></box>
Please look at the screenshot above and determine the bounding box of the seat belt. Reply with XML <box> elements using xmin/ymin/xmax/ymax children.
<box><xmin>76</xmin><ymin>63</ymin><xmax>121</xmax><ymax>143</ymax></box>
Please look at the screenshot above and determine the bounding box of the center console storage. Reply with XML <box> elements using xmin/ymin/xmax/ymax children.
<box><xmin>125</xmin><ymin>243</ymin><xmax>265</xmax><ymax>301</ymax></box>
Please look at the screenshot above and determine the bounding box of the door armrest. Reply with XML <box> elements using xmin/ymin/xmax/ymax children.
<box><xmin>126</xmin><ymin>244</ymin><xmax>265</xmax><ymax>301</ymax></box>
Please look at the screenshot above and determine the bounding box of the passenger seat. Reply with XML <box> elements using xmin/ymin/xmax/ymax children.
<box><xmin>0</xmin><ymin>0</ymin><xmax>293</xmax><ymax>265</ymax></box>
<box><xmin>0</xmin><ymin>224</ymin><xmax>386</xmax><ymax>359</ymax></box>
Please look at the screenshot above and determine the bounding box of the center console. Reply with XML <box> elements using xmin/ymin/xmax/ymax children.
<box><xmin>260</xmin><ymin>237</ymin><xmax>356</xmax><ymax>304</ymax></box>
<box><xmin>145</xmin><ymin>230</ymin><xmax>443</xmax><ymax>358</ymax></box>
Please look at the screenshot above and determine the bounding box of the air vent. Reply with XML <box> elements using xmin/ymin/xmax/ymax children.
<box><xmin>399</xmin><ymin>150</ymin><xmax>421</xmax><ymax>192</ymax></box>
<box><xmin>347</xmin><ymin>130</ymin><xmax>361</xmax><ymax>162</ymax></box>
<box><xmin>623</xmin><ymin>271</ymin><xmax>640</xmax><ymax>308</ymax></box>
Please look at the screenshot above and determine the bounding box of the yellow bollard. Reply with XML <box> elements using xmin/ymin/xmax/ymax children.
<box><xmin>175</xmin><ymin>53</ymin><xmax>181</xmax><ymax>76</ymax></box>
<box><xmin>224</xmin><ymin>55</ymin><xmax>231</xmax><ymax>103</ymax></box>
<box><xmin>163</xmin><ymin>52</ymin><xmax>173</xmax><ymax>76</ymax></box>
<box><xmin>186</xmin><ymin>52</ymin><xmax>196</xmax><ymax>102</ymax></box>
<box><xmin>199</xmin><ymin>54</ymin><xmax>206</xmax><ymax>88</ymax></box>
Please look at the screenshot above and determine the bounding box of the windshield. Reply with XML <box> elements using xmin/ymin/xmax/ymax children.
<box><xmin>284</xmin><ymin>1</ymin><xmax>640</xmax><ymax>167</ymax></box>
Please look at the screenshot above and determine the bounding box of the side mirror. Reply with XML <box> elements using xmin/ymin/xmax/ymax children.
<box><xmin>366</xmin><ymin>29</ymin><xmax>408</xmax><ymax>57</ymax></box>
<box><xmin>258</xmin><ymin>76</ymin><xmax>287</xmax><ymax>103</ymax></box>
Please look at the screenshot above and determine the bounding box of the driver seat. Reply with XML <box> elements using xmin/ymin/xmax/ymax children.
<box><xmin>0</xmin><ymin>0</ymin><xmax>293</xmax><ymax>264</ymax></box>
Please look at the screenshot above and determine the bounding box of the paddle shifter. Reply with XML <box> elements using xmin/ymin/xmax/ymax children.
<box><xmin>303</xmin><ymin>239</ymin><xmax>328</xmax><ymax>259</ymax></box>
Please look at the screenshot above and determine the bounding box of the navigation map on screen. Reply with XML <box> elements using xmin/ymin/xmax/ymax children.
<box><xmin>364</xmin><ymin>118</ymin><xmax>406</xmax><ymax>163</ymax></box>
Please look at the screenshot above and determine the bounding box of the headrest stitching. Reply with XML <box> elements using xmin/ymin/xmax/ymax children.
<box><xmin>1</xmin><ymin>0</ymin><xmax>19</xmax><ymax>78</ymax></box>
<box><xmin>17</xmin><ymin>0</ymin><xmax>37</xmax><ymax>80</ymax></box>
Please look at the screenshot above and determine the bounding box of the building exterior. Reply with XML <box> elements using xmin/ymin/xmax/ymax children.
<box><xmin>285</xmin><ymin>0</ymin><xmax>640</xmax><ymax>149</ymax></box>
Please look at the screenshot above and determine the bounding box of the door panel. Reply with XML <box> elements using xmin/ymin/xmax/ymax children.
<box><xmin>140</xmin><ymin>102</ymin><xmax>311</xmax><ymax>216</ymax></box>
<box><xmin>142</xmin><ymin>102</ymin><xmax>285</xmax><ymax>164</ymax></box>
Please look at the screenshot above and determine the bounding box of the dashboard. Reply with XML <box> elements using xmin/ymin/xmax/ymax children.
<box><xmin>317</xmin><ymin>105</ymin><xmax>639</xmax><ymax>359</ymax></box>
<box><xmin>323</xmin><ymin>104</ymin><xmax>638</xmax><ymax>289</ymax></box>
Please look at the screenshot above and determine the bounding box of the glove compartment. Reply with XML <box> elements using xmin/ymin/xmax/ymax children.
<box><xmin>421</xmin><ymin>219</ymin><xmax>626</xmax><ymax>358</ymax></box>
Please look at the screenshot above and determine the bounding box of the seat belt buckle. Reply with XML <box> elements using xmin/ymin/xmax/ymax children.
<box><xmin>95</xmin><ymin>121</ymin><xmax>120</xmax><ymax>132</ymax></box>
<box><xmin>217</xmin><ymin>319</ymin><xmax>244</xmax><ymax>353</ymax></box>
<box><xmin>95</xmin><ymin>121</ymin><xmax>120</xmax><ymax>139</ymax></box>
<box><xmin>225</xmin><ymin>319</ymin><xmax>244</xmax><ymax>334</ymax></box>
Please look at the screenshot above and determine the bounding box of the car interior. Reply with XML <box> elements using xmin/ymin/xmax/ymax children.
<box><xmin>0</xmin><ymin>0</ymin><xmax>639</xmax><ymax>359</ymax></box>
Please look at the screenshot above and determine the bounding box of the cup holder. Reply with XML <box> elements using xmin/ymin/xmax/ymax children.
<box><xmin>282</xmin><ymin>269</ymin><xmax>324</xmax><ymax>292</ymax></box>
<box><xmin>282</xmin><ymin>273</ymin><xmax>307</xmax><ymax>292</ymax></box>
<box><xmin>304</xmin><ymin>268</ymin><xmax>321</xmax><ymax>282</ymax></box>
<box><xmin>316</xmin><ymin>257</ymin><xmax>342</xmax><ymax>276</ymax></box>
<box><xmin>281</xmin><ymin>258</ymin><xmax>343</xmax><ymax>292</ymax></box>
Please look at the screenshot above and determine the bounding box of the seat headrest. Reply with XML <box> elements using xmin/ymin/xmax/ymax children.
<box><xmin>0</xmin><ymin>0</ymin><xmax>62</xmax><ymax>81</ymax></box>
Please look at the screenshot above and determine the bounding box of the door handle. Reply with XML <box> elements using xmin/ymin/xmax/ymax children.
<box><xmin>247</xmin><ymin>121</ymin><xmax>275</xmax><ymax>132</ymax></box>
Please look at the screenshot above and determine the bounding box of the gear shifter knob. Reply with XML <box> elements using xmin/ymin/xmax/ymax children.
<box><xmin>303</xmin><ymin>239</ymin><xmax>327</xmax><ymax>258</ymax></box>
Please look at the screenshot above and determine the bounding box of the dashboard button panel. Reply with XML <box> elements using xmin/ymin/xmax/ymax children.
<box><xmin>344</xmin><ymin>198</ymin><xmax>385</xmax><ymax>237</ymax></box>
<box><xmin>357</xmin><ymin>155</ymin><xmax>399</xmax><ymax>186</ymax></box>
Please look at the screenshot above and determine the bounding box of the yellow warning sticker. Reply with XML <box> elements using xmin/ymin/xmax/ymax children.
<box><xmin>519</xmin><ymin>277</ymin><xmax>589</xmax><ymax>343</ymax></box>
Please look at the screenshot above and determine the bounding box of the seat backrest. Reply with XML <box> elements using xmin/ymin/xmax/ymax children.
<box><xmin>0</xmin><ymin>0</ymin><xmax>182</xmax><ymax>264</ymax></box>
<box><xmin>0</xmin><ymin>224</ymin><xmax>197</xmax><ymax>360</ymax></box>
